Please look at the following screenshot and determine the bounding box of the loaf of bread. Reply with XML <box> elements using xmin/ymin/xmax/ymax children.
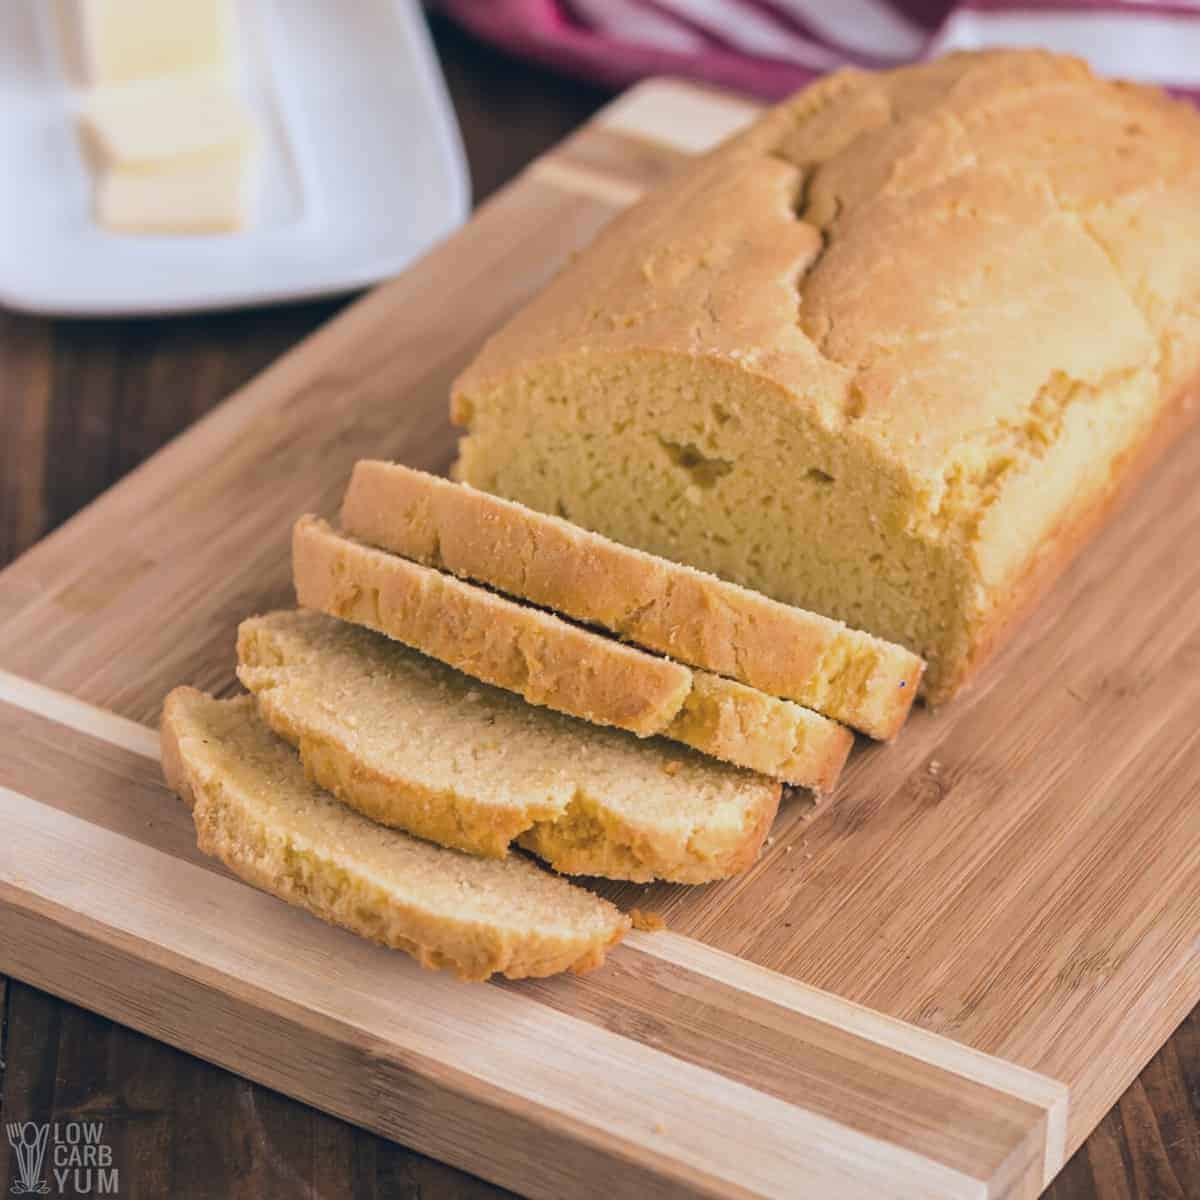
<box><xmin>161</xmin><ymin>687</ymin><xmax>629</xmax><ymax>980</ymax></box>
<box><xmin>451</xmin><ymin>51</ymin><xmax>1200</xmax><ymax>703</ymax></box>
<box><xmin>341</xmin><ymin>461</ymin><xmax>923</xmax><ymax>739</ymax></box>
<box><xmin>293</xmin><ymin>516</ymin><xmax>853</xmax><ymax>789</ymax></box>
<box><xmin>237</xmin><ymin>610</ymin><xmax>780</xmax><ymax>882</ymax></box>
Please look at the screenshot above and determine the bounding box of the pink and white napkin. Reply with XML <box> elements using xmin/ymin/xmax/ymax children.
<box><xmin>436</xmin><ymin>0</ymin><xmax>1200</xmax><ymax>102</ymax></box>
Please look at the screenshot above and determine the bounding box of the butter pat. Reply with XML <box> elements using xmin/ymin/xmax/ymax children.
<box><xmin>78</xmin><ymin>0</ymin><xmax>235</xmax><ymax>84</ymax></box>
<box><xmin>69</xmin><ymin>0</ymin><xmax>260</xmax><ymax>236</ymax></box>
<box><xmin>97</xmin><ymin>147</ymin><xmax>256</xmax><ymax>234</ymax></box>
<box><xmin>82</xmin><ymin>72</ymin><xmax>256</xmax><ymax>168</ymax></box>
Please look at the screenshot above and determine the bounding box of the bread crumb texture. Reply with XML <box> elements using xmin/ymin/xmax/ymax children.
<box><xmin>629</xmin><ymin>908</ymin><xmax>668</xmax><ymax>932</ymax></box>
<box><xmin>342</xmin><ymin>461</ymin><xmax>924</xmax><ymax>738</ymax></box>
<box><xmin>160</xmin><ymin>687</ymin><xmax>629</xmax><ymax>980</ymax></box>
<box><xmin>293</xmin><ymin>517</ymin><xmax>853</xmax><ymax>788</ymax></box>
<box><xmin>237</xmin><ymin>610</ymin><xmax>780</xmax><ymax>882</ymax></box>
<box><xmin>451</xmin><ymin>51</ymin><xmax>1200</xmax><ymax>702</ymax></box>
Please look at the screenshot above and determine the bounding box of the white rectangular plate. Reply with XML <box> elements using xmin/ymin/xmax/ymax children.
<box><xmin>0</xmin><ymin>0</ymin><xmax>469</xmax><ymax>315</ymax></box>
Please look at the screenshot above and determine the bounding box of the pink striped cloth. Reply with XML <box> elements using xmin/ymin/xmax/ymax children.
<box><xmin>436</xmin><ymin>0</ymin><xmax>1200</xmax><ymax>103</ymax></box>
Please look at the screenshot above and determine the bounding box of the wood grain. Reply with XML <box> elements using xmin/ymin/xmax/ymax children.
<box><xmin>0</xmin><ymin>778</ymin><xmax>1057</xmax><ymax>1198</ymax></box>
<box><xmin>0</xmin><ymin>314</ymin><xmax>50</xmax><ymax>566</ymax></box>
<box><xmin>1</xmin><ymin>22</ymin><xmax>1196</xmax><ymax>1199</ymax></box>
<box><xmin>0</xmin><ymin>672</ymin><xmax>1073</xmax><ymax>1198</ymax></box>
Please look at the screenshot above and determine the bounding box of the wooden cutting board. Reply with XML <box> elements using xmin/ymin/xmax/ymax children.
<box><xmin>1</xmin><ymin>79</ymin><xmax>1198</xmax><ymax>1200</ymax></box>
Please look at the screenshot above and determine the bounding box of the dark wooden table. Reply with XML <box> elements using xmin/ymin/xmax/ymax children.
<box><xmin>1</xmin><ymin>15</ymin><xmax>1196</xmax><ymax>1199</ymax></box>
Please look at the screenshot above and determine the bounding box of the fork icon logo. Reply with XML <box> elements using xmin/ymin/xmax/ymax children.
<box><xmin>5</xmin><ymin>1123</ymin><xmax>50</xmax><ymax>1196</ymax></box>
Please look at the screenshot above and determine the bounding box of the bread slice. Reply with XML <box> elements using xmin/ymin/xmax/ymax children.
<box><xmin>161</xmin><ymin>687</ymin><xmax>629</xmax><ymax>980</ymax></box>
<box><xmin>342</xmin><ymin>461</ymin><xmax>924</xmax><ymax>739</ymax></box>
<box><xmin>293</xmin><ymin>517</ymin><xmax>854</xmax><ymax>790</ymax></box>
<box><xmin>237</xmin><ymin>610</ymin><xmax>780</xmax><ymax>882</ymax></box>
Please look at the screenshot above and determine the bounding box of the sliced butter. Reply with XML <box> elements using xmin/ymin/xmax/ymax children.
<box><xmin>77</xmin><ymin>0</ymin><xmax>235</xmax><ymax>84</ymax></box>
<box><xmin>97</xmin><ymin>147</ymin><xmax>255</xmax><ymax>234</ymax></box>
<box><xmin>81</xmin><ymin>71</ymin><xmax>256</xmax><ymax>168</ymax></box>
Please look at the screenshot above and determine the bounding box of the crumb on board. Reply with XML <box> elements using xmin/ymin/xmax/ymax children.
<box><xmin>653</xmin><ymin>1118</ymin><xmax>666</xmax><ymax>1134</ymax></box>
<box><xmin>629</xmin><ymin>908</ymin><xmax>667</xmax><ymax>933</ymax></box>
<box><xmin>663</xmin><ymin>760</ymin><xmax>682</xmax><ymax>776</ymax></box>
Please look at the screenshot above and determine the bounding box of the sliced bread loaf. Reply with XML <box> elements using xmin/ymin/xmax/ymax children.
<box><xmin>293</xmin><ymin>517</ymin><xmax>854</xmax><ymax>790</ymax></box>
<box><xmin>342</xmin><ymin>460</ymin><xmax>924</xmax><ymax>739</ymax></box>
<box><xmin>237</xmin><ymin>610</ymin><xmax>780</xmax><ymax>882</ymax></box>
<box><xmin>449</xmin><ymin>53</ymin><xmax>1200</xmax><ymax>704</ymax></box>
<box><xmin>161</xmin><ymin>687</ymin><xmax>629</xmax><ymax>980</ymax></box>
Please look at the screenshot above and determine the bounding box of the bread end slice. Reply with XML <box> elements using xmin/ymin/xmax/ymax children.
<box><xmin>160</xmin><ymin>687</ymin><xmax>629</xmax><ymax>980</ymax></box>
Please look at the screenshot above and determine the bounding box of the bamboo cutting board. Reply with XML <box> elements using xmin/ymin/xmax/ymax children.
<box><xmin>1</xmin><ymin>79</ymin><xmax>1198</xmax><ymax>1200</ymax></box>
